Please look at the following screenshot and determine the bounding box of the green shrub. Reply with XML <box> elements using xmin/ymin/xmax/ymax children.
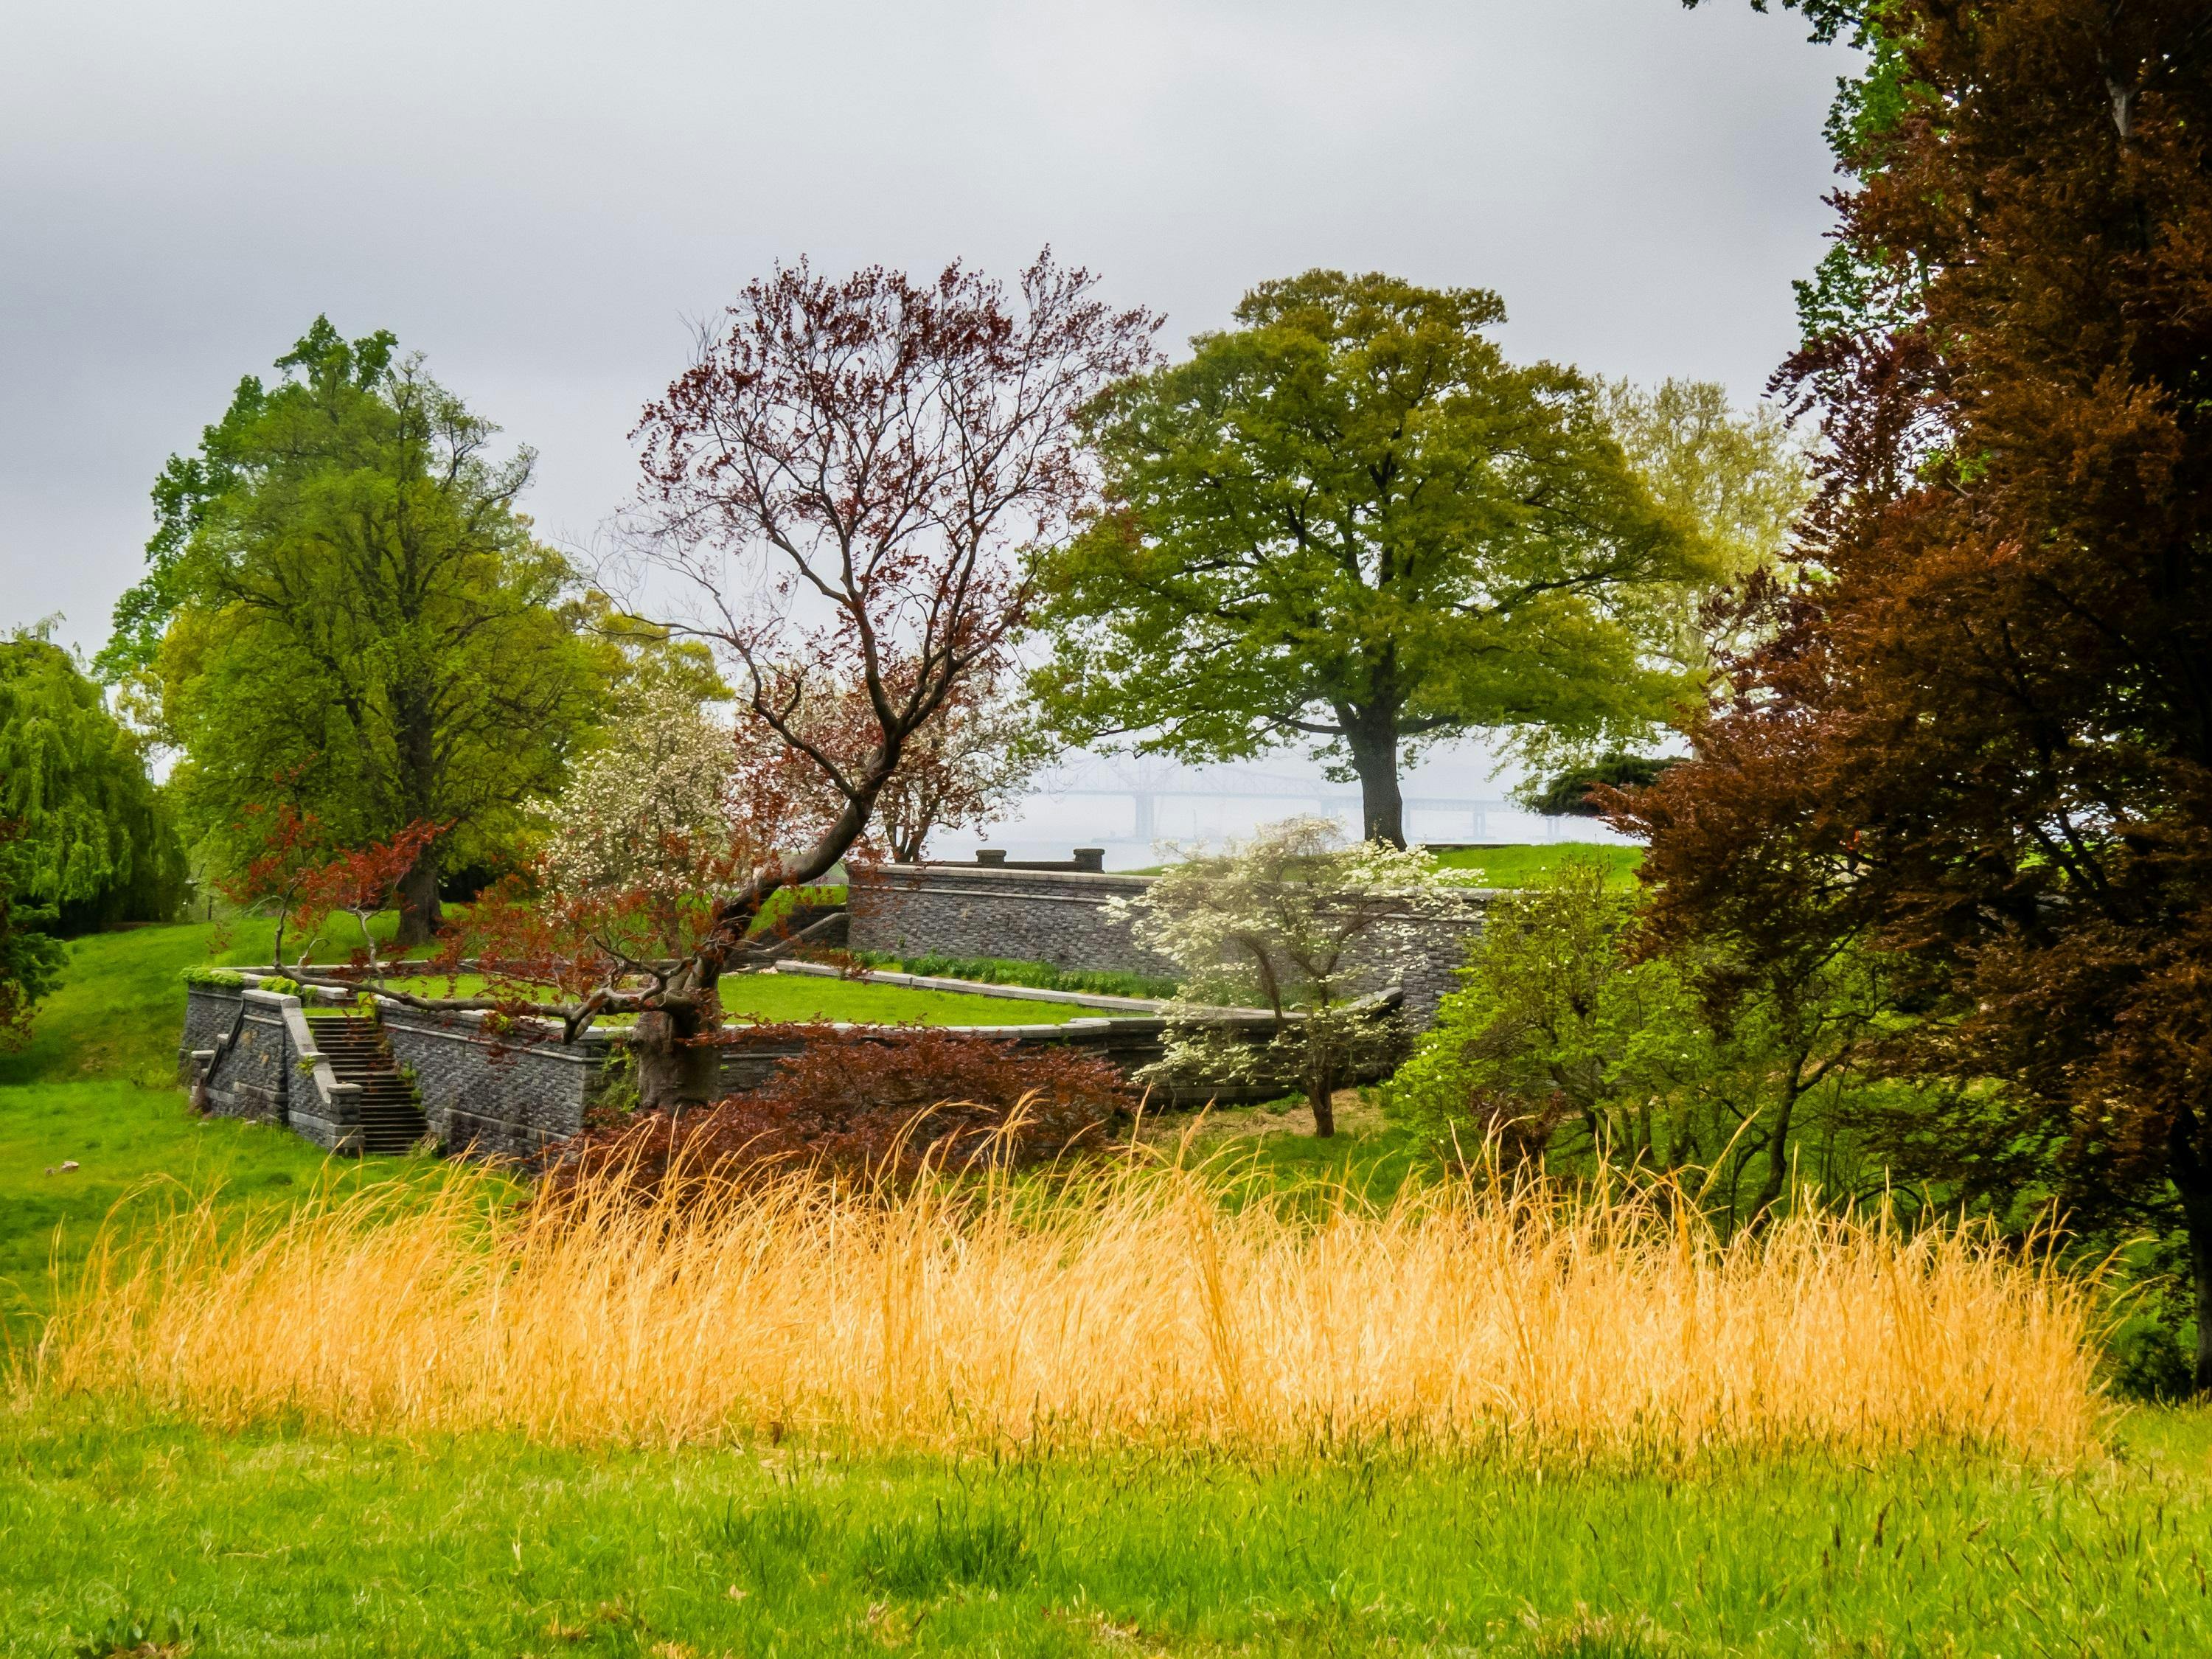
<box><xmin>179</xmin><ymin>964</ymin><xmax>245</xmax><ymax>989</ymax></box>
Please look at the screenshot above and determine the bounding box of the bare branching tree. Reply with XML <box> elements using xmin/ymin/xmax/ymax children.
<box><xmin>594</xmin><ymin>254</ymin><xmax>1158</xmax><ymax>1107</ymax></box>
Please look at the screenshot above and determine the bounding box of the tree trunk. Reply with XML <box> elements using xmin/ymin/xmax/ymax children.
<box><xmin>1747</xmin><ymin>1076</ymin><xmax>1802</xmax><ymax>1228</ymax></box>
<box><xmin>394</xmin><ymin>696</ymin><xmax>442</xmax><ymax>947</ymax></box>
<box><xmin>394</xmin><ymin>849</ymin><xmax>442</xmax><ymax>949</ymax></box>
<box><xmin>2172</xmin><ymin>1107</ymin><xmax>2212</xmax><ymax>1394</ymax></box>
<box><xmin>635</xmin><ymin>986</ymin><xmax>725</xmax><ymax>1116</ymax></box>
<box><xmin>1343</xmin><ymin>719</ymin><xmax>1406</xmax><ymax>849</ymax></box>
<box><xmin>2191</xmin><ymin>1207</ymin><xmax>2212</xmax><ymax>1397</ymax></box>
<box><xmin>1307</xmin><ymin>1041</ymin><xmax>1339</xmax><ymax>1138</ymax></box>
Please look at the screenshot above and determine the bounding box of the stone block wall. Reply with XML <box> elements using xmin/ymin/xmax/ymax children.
<box><xmin>181</xmin><ymin>949</ymin><xmax>1440</xmax><ymax>1166</ymax></box>
<box><xmin>376</xmin><ymin>1006</ymin><xmax>619</xmax><ymax>1161</ymax></box>
<box><xmin>178</xmin><ymin>983</ymin><xmax>356</xmax><ymax>1151</ymax></box>
<box><xmin>850</xmin><ymin>864</ymin><xmax>1178</xmax><ymax>978</ymax></box>
<box><xmin>180</xmin><ymin>984</ymin><xmax>292</xmax><ymax>1124</ymax></box>
<box><xmin>849</xmin><ymin>863</ymin><xmax>1491</xmax><ymax>1026</ymax></box>
<box><xmin>1356</xmin><ymin>901</ymin><xmax>1492</xmax><ymax>1026</ymax></box>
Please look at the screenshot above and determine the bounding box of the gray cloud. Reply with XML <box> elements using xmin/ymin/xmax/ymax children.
<box><xmin>0</xmin><ymin>0</ymin><xmax>1848</xmax><ymax>657</ymax></box>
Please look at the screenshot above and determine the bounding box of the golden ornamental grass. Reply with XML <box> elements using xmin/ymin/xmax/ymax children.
<box><xmin>27</xmin><ymin>1148</ymin><xmax>2101</xmax><ymax>1463</ymax></box>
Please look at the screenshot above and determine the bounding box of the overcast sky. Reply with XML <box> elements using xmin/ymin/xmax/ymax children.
<box><xmin>2</xmin><ymin>0</ymin><xmax>1848</xmax><ymax>667</ymax></box>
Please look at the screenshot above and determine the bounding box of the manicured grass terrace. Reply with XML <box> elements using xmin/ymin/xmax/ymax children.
<box><xmin>1427</xmin><ymin>840</ymin><xmax>1644</xmax><ymax>888</ymax></box>
<box><xmin>369</xmin><ymin>968</ymin><xmax>1093</xmax><ymax>1028</ymax></box>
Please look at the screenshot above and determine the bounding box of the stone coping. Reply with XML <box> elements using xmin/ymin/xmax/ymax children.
<box><xmin>858</xmin><ymin>862</ymin><xmax>1156</xmax><ymax>890</ymax></box>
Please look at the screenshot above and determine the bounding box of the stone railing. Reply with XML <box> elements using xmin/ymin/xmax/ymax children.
<box><xmin>181</xmin><ymin>979</ymin><xmax>361</xmax><ymax>1152</ymax></box>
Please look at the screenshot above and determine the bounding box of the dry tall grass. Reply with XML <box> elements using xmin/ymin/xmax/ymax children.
<box><xmin>28</xmin><ymin>1150</ymin><xmax>2100</xmax><ymax>1463</ymax></box>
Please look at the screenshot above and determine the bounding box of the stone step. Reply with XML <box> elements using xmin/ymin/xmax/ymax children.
<box><xmin>307</xmin><ymin>1017</ymin><xmax>431</xmax><ymax>1158</ymax></box>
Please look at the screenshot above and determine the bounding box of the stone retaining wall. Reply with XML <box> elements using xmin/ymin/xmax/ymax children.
<box><xmin>179</xmin><ymin>984</ymin><xmax>355</xmax><ymax>1151</ymax></box>
<box><xmin>850</xmin><ymin>864</ymin><xmax>1178</xmax><ymax>978</ymax></box>
<box><xmin>377</xmin><ymin>1004</ymin><xmax>622</xmax><ymax>1160</ymax></box>
<box><xmin>849</xmin><ymin>862</ymin><xmax>1492</xmax><ymax>1026</ymax></box>
<box><xmin>181</xmin><ymin>970</ymin><xmax>1342</xmax><ymax>1164</ymax></box>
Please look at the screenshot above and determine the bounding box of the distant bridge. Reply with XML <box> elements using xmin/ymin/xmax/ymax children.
<box><xmin>1026</xmin><ymin>760</ymin><xmax>1609</xmax><ymax>844</ymax></box>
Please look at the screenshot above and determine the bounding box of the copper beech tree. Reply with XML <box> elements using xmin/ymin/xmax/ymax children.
<box><xmin>1639</xmin><ymin>3</ymin><xmax>2212</xmax><ymax>1381</ymax></box>
<box><xmin>332</xmin><ymin>256</ymin><xmax>1158</xmax><ymax>1112</ymax></box>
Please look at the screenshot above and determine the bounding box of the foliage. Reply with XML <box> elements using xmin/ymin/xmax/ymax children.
<box><xmin>848</xmin><ymin>949</ymin><xmax>1179</xmax><ymax>1001</ymax></box>
<box><xmin>1384</xmin><ymin>857</ymin><xmax>1899</xmax><ymax>1229</ymax></box>
<box><xmin>483</xmin><ymin>253</ymin><xmax>1158</xmax><ymax>1112</ymax></box>
<box><xmin>216</xmin><ymin>786</ymin><xmax>434</xmax><ymax>973</ymax></box>
<box><xmin>1116</xmin><ymin>817</ymin><xmax>1469</xmax><ymax>1134</ymax></box>
<box><xmin>1627</xmin><ymin>0</ymin><xmax>2212</xmax><ymax>1380</ymax></box>
<box><xmin>283</xmin><ymin>827</ymin><xmax>439</xmax><ymax>974</ymax></box>
<box><xmin>0</xmin><ymin>820</ymin><xmax>65</xmax><ymax>1051</ymax></box>
<box><xmin>1030</xmin><ymin>270</ymin><xmax>1714</xmax><ymax>846</ymax></box>
<box><xmin>533</xmin><ymin>678</ymin><xmax>748</xmax><ymax>964</ymax></box>
<box><xmin>1598</xmin><ymin>378</ymin><xmax>1812</xmax><ymax>671</ymax></box>
<box><xmin>863</xmin><ymin>669</ymin><xmax>1051</xmax><ymax>863</ymax></box>
<box><xmin>0</xmin><ymin>628</ymin><xmax>184</xmax><ymax>933</ymax></box>
<box><xmin>643</xmin><ymin>661</ymin><xmax>1051</xmax><ymax>881</ymax></box>
<box><xmin>1523</xmin><ymin>753</ymin><xmax>1677</xmax><ymax>817</ymax></box>
<box><xmin>543</xmin><ymin>1028</ymin><xmax>1133</xmax><ymax>1200</ymax></box>
<box><xmin>112</xmin><ymin>318</ymin><xmax>613</xmax><ymax>945</ymax></box>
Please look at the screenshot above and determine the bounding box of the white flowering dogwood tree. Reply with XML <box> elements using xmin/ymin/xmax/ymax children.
<box><xmin>1114</xmin><ymin>816</ymin><xmax>1475</xmax><ymax>1135</ymax></box>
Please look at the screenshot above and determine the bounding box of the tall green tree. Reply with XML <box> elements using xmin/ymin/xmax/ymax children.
<box><xmin>1599</xmin><ymin>378</ymin><xmax>1810</xmax><ymax>669</ymax></box>
<box><xmin>1030</xmin><ymin>271</ymin><xmax>1713</xmax><ymax>846</ymax></box>
<box><xmin>0</xmin><ymin>627</ymin><xmax>184</xmax><ymax>933</ymax></box>
<box><xmin>0</xmin><ymin>818</ymin><xmax>65</xmax><ymax>1051</ymax></box>
<box><xmin>106</xmin><ymin>320</ymin><xmax>611</xmax><ymax>945</ymax></box>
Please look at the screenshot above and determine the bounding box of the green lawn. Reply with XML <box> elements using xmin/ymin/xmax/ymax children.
<box><xmin>374</xmin><ymin>970</ymin><xmax>1091</xmax><ymax>1027</ymax></box>
<box><xmin>1430</xmin><ymin>841</ymin><xmax>1644</xmax><ymax>888</ymax></box>
<box><xmin>3</xmin><ymin>1408</ymin><xmax>2209</xmax><ymax>1657</ymax></box>
<box><xmin>720</xmin><ymin>973</ymin><xmax>1088</xmax><ymax>1026</ymax></box>
<box><xmin>1129</xmin><ymin>843</ymin><xmax>1645</xmax><ymax>888</ymax></box>
<box><xmin>0</xmin><ymin>922</ymin><xmax>383</xmax><ymax>1338</ymax></box>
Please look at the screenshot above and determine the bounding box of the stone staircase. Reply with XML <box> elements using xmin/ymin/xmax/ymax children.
<box><xmin>309</xmin><ymin>1015</ymin><xmax>431</xmax><ymax>1155</ymax></box>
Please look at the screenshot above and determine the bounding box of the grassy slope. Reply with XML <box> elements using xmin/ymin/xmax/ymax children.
<box><xmin>0</xmin><ymin>922</ymin><xmax>344</xmax><ymax>1332</ymax></box>
<box><xmin>3</xmin><ymin>1410</ymin><xmax>2210</xmax><ymax>1657</ymax></box>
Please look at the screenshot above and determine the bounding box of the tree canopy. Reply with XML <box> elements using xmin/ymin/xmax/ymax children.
<box><xmin>0</xmin><ymin>818</ymin><xmax>65</xmax><ymax>1050</ymax></box>
<box><xmin>1030</xmin><ymin>271</ymin><xmax>1724</xmax><ymax>846</ymax></box>
<box><xmin>107</xmin><ymin>319</ymin><xmax>613</xmax><ymax>944</ymax></box>
<box><xmin>0</xmin><ymin>628</ymin><xmax>184</xmax><ymax>933</ymax></box>
<box><xmin>1630</xmin><ymin>0</ymin><xmax>2212</xmax><ymax>1383</ymax></box>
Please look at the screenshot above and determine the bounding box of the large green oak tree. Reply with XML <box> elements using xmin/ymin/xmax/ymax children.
<box><xmin>1029</xmin><ymin>271</ymin><xmax>1719</xmax><ymax>846</ymax></box>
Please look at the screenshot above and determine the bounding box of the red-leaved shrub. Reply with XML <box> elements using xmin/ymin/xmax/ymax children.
<box><xmin>542</xmin><ymin>1028</ymin><xmax>1137</xmax><ymax>1202</ymax></box>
